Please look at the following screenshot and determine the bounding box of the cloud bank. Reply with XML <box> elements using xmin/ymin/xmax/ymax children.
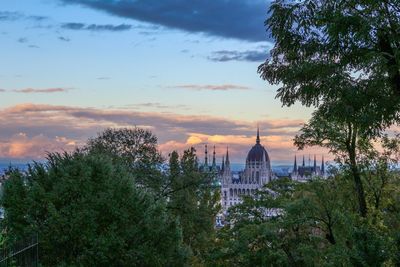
<box><xmin>60</xmin><ymin>0</ymin><xmax>271</xmax><ymax>42</ymax></box>
<box><xmin>172</xmin><ymin>84</ymin><xmax>250</xmax><ymax>91</ymax></box>
<box><xmin>12</xmin><ymin>88</ymin><xmax>71</xmax><ymax>93</ymax></box>
<box><xmin>61</xmin><ymin>22</ymin><xmax>132</xmax><ymax>31</ymax></box>
<box><xmin>0</xmin><ymin>103</ymin><xmax>320</xmax><ymax>163</ymax></box>
<box><xmin>209</xmin><ymin>48</ymin><xmax>269</xmax><ymax>62</ymax></box>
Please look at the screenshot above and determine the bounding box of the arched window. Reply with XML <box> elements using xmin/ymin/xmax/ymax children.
<box><xmin>230</xmin><ymin>188</ymin><xmax>233</xmax><ymax>197</ymax></box>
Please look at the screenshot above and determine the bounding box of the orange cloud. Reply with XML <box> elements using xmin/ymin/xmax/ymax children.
<box><xmin>0</xmin><ymin>133</ymin><xmax>78</xmax><ymax>159</ymax></box>
<box><xmin>0</xmin><ymin>103</ymin><xmax>331</xmax><ymax>163</ymax></box>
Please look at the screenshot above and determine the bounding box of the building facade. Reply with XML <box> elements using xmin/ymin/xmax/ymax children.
<box><xmin>219</xmin><ymin>129</ymin><xmax>274</xmax><ymax>211</ymax></box>
<box><xmin>200</xmin><ymin>128</ymin><xmax>326</xmax><ymax>215</ymax></box>
<box><xmin>290</xmin><ymin>155</ymin><xmax>326</xmax><ymax>181</ymax></box>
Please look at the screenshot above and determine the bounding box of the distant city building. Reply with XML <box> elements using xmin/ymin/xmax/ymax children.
<box><xmin>290</xmin><ymin>154</ymin><xmax>326</xmax><ymax>181</ymax></box>
<box><xmin>220</xmin><ymin>128</ymin><xmax>274</xmax><ymax>211</ymax></box>
<box><xmin>199</xmin><ymin>128</ymin><xmax>327</xmax><ymax>217</ymax></box>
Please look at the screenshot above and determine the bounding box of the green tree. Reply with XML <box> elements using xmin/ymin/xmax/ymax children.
<box><xmin>1</xmin><ymin>151</ymin><xmax>188</xmax><ymax>266</ymax></box>
<box><xmin>168</xmin><ymin>148</ymin><xmax>220</xmax><ymax>265</ymax></box>
<box><xmin>259</xmin><ymin>0</ymin><xmax>400</xmax><ymax>217</ymax></box>
<box><xmin>85</xmin><ymin>127</ymin><xmax>164</xmax><ymax>194</ymax></box>
<box><xmin>212</xmin><ymin>177</ymin><xmax>395</xmax><ymax>266</ymax></box>
<box><xmin>294</xmin><ymin>109</ymin><xmax>371</xmax><ymax>216</ymax></box>
<box><xmin>259</xmin><ymin>0</ymin><xmax>400</xmax><ymax>109</ymax></box>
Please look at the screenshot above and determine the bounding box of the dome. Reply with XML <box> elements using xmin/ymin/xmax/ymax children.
<box><xmin>246</xmin><ymin>143</ymin><xmax>270</xmax><ymax>162</ymax></box>
<box><xmin>246</xmin><ymin>128</ymin><xmax>270</xmax><ymax>162</ymax></box>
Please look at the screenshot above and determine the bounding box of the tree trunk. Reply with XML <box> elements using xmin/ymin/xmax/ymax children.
<box><xmin>347</xmin><ymin>124</ymin><xmax>368</xmax><ymax>217</ymax></box>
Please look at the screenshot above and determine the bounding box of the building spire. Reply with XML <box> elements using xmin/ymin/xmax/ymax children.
<box><xmin>294</xmin><ymin>155</ymin><xmax>297</xmax><ymax>174</ymax></box>
<box><xmin>221</xmin><ymin>155</ymin><xmax>225</xmax><ymax>172</ymax></box>
<box><xmin>256</xmin><ymin>125</ymin><xmax>260</xmax><ymax>144</ymax></box>
<box><xmin>302</xmin><ymin>155</ymin><xmax>305</xmax><ymax>167</ymax></box>
<box><xmin>313</xmin><ymin>154</ymin><xmax>317</xmax><ymax>173</ymax></box>
<box><xmin>225</xmin><ymin>146</ymin><xmax>230</xmax><ymax>166</ymax></box>
<box><xmin>204</xmin><ymin>144</ymin><xmax>208</xmax><ymax>167</ymax></box>
<box><xmin>212</xmin><ymin>145</ymin><xmax>216</xmax><ymax>168</ymax></box>
<box><xmin>321</xmin><ymin>155</ymin><xmax>325</xmax><ymax>174</ymax></box>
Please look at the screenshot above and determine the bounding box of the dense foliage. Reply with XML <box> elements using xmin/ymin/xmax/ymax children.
<box><xmin>210</xmin><ymin>172</ymin><xmax>400</xmax><ymax>266</ymax></box>
<box><xmin>1</xmin><ymin>151</ymin><xmax>188</xmax><ymax>266</ymax></box>
<box><xmin>0</xmin><ymin>128</ymin><xmax>220</xmax><ymax>266</ymax></box>
<box><xmin>168</xmin><ymin>149</ymin><xmax>220</xmax><ymax>265</ymax></box>
<box><xmin>259</xmin><ymin>0</ymin><xmax>400</xmax><ymax>218</ymax></box>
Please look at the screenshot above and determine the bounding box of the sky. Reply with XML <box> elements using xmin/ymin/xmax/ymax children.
<box><xmin>0</xmin><ymin>0</ymin><xmax>327</xmax><ymax>165</ymax></box>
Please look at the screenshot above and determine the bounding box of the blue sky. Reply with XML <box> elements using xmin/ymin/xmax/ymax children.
<box><xmin>0</xmin><ymin>0</ymin><xmax>322</xmax><ymax>164</ymax></box>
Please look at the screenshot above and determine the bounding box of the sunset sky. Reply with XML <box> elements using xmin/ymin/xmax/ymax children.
<box><xmin>0</xmin><ymin>0</ymin><xmax>326</xmax><ymax>164</ymax></box>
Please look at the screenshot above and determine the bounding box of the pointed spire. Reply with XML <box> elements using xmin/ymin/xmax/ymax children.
<box><xmin>204</xmin><ymin>144</ymin><xmax>208</xmax><ymax>167</ymax></box>
<box><xmin>314</xmin><ymin>154</ymin><xmax>317</xmax><ymax>170</ymax></box>
<box><xmin>302</xmin><ymin>155</ymin><xmax>305</xmax><ymax>167</ymax></box>
<box><xmin>313</xmin><ymin>154</ymin><xmax>317</xmax><ymax>173</ymax></box>
<box><xmin>225</xmin><ymin>146</ymin><xmax>230</xmax><ymax>166</ymax></box>
<box><xmin>321</xmin><ymin>155</ymin><xmax>325</xmax><ymax>174</ymax></box>
<box><xmin>223</xmin><ymin>147</ymin><xmax>231</xmax><ymax>175</ymax></box>
<box><xmin>256</xmin><ymin>125</ymin><xmax>260</xmax><ymax>144</ymax></box>
<box><xmin>294</xmin><ymin>155</ymin><xmax>297</xmax><ymax>174</ymax></box>
<box><xmin>212</xmin><ymin>145</ymin><xmax>216</xmax><ymax>167</ymax></box>
<box><xmin>221</xmin><ymin>155</ymin><xmax>225</xmax><ymax>172</ymax></box>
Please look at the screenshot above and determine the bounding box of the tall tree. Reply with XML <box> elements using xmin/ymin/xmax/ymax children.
<box><xmin>168</xmin><ymin>148</ymin><xmax>220</xmax><ymax>265</ymax></box>
<box><xmin>1</xmin><ymin>151</ymin><xmax>188</xmax><ymax>266</ymax></box>
<box><xmin>259</xmin><ymin>0</ymin><xmax>400</xmax><ymax>217</ymax></box>
<box><xmin>260</xmin><ymin>0</ymin><xmax>400</xmax><ymax>109</ymax></box>
<box><xmin>85</xmin><ymin>127</ymin><xmax>164</xmax><ymax>194</ymax></box>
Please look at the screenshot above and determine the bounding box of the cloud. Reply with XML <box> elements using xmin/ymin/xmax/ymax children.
<box><xmin>28</xmin><ymin>15</ymin><xmax>48</xmax><ymax>21</ymax></box>
<box><xmin>171</xmin><ymin>84</ymin><xmax>250</xmax><ymax>91</ymax></box>
<box><xmin>12</xmin><ymin>88</ymin><xmax>71</xmax><ymax>93</ymax></box>
<box><xmin>17</xmin><ymin>37</ymin><xmax>28</xmax><ymax>43</ymax></box>
<box><xmin>58</xmin><ymin>36</ymin><xmax>70</xmax><ymax>42</ymax></box>
<box><xmin>0</xmin><ymin>103</ymin><xmax>322</xmax><ymax>163</ymax></box>
<box><xmin>0</xmin><ymin>11</ymin><xmax>22</xmax><ymax>21</ymax></box>
<box><xmin>0</xmin><ymin>89</ymin><xmax>5</xmax><ymax>92</ymax></box>
<box><xmin>0</xmin><ymin>133</ymin><xmax>77</xmax><ymax>159</ymax></box>
<box><xmin>0</xmin><ymin>11</ymin><xmax>48</xmax><ymax>22</ymax></box>
<box><xmin>61</xmin><ymin>22</ymin><xmax>132</xmax><ymax>31</ymax></box>
<box><xmin>209</xmin><ymin>47</ymin><xmax>269</xmax><ymax>62</ymax></box>
<box><xmin>126</xmin><ymin>103</ymin><xmax>191</xmax><ymax>111</ymax></box>
<box><xmin>60</xmin><ymin>0</ymin><xmax>271</xmax><ymax>42</ymax></box>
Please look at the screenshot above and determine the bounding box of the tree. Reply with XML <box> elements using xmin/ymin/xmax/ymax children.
<box><xmin>1</xmin><ymin>151</ymin><xmax>188</xmax><ymax>266</ymax></box>
<box><xmin>211</xmin><ymin>177</ymin><xmax>396</xmax><ymax>266</ymax></box>
<box><xmin>259</xmin><ymin>0</ymin><xmax>400</xmax><ymax>217</ymax></box>
<box><xmin>85</xmin><ymin>127</ymin><xmax>165</xmax><ymax>194</ymax></box>
<box><xmin>294</xmin><ymin>109</ymin><xmax>370</xmax><ymax>216</ymax></box>
<box><xmin>168</xmin><ymin>148</ymin><xmax>220</xmax><ymax>265</ymax></box>
<box><xmin>259</xmin><ymin>0</ymin><xmax>400</xmax><ymax>110</ymax></box>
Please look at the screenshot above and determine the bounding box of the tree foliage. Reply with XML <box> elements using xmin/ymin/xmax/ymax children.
<box><xmin>259</xmin><ymin>0</ymin><xmax>400</xmax><ymax>123</ymax></box>
<box><xmin>1</xmin><ymin>151</ymin><xmax>188</xmax><ymax>266</ymax></box>
<box><xmin>259</xmin><ymin>0</ymin><xmax>400</xmax><ymax>218</ymax></box>
<box><xmin>168</xmin><ymin>149</ymin><xmax>220</xmax><ymax>265</ymax></box>
<box><xmin>85</xmin><ymin>127</ymin><xmax>164</xmax><ymax>193</ymax></box>
<box><xmin>211</xmin><ymin>174</ymin><xmax>400</xmax><ymax>266</ymax></box>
